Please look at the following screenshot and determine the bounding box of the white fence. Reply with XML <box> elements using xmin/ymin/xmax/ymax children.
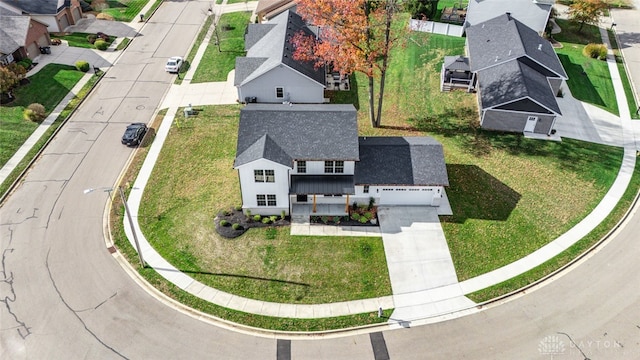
<box><xmin>409</xmin><ymin>19</ymin><xmax>464</xmax><ymax>37</ymax></box>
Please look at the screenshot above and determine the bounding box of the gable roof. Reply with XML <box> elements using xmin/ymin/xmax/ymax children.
<box><xmin>0</xmin><ymin>15</ymin><xmax>31</xmax><ymax>55</ymax></box>
<box><xmin>466</xmin><ymin>13</ymin><xmax>567</xmax><ymax>79</ymax></box>
<box><xmin>443</xmin><ymin>55</ymin><xmax>470</xmax><ymax>72</ymax></box>
<box><xmin>355</xmin><ymin>137</ymin><xmax>449</xmax><ymax>186</ymax></box>
<box><xmin>0</xmin><ymin>0</ymin><xmax>70</xmax><ymax>15</ymax></box>
<box><xmin>477</xmin><ymin>59</ymin><xmax>561</xmax><ymax>114</ymax></box>
<box><xmin>234</xmin><ymin>104</ymin><xmax>359</xmax><ymax>168</ymax></box>
<box><xmin>234</xmin><ymin>10</ymin><xmax>325</xmax><ymax>87</ymax></box>
<box><xmin>465</xmin><ymin>0</ymin><xmax>553</xmax><ymax>35</ymax></box>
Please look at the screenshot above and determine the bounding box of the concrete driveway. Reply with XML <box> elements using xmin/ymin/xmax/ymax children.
<box><xmin>377</xmin><ymin>206</ymin><xmax>475</xmax><ymax>321</ymax></box>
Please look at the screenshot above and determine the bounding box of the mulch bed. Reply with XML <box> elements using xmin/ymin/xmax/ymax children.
<box><xmin>214</xmin><ymin>208</ymin><xmax>289</xmax><ymax>238</ymax></box>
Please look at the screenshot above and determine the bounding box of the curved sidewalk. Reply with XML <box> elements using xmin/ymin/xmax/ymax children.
<box><xmin>122</xmin><ymin>10</ymin><xmax>638</xmax><ymax>321</ymax></box>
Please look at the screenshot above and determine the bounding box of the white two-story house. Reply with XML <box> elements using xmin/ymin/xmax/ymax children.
<box><xmin>234</xmin><ymin>104</ymin><xmax>450</xmax><ymax>218</ymax></box>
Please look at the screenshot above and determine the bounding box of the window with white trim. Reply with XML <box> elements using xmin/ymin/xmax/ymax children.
<box><xmin>297</xmin><ymin>161</ymin><xmax>306</xmax><ymax>173</ymax></box>
<box><xmin>324</xmin><ymin>160</ymin><xmax>344</xmax><ymax>173</ymax></box>
<box><xmin>254</xmin><ymin>169</ymin><xmax>275</xmax><ymax>182</ymax></box>
<box><xmin>363</xmin><ymin>185</ymin><xmax>369</xmax><ymax>193</ymax></box>
<box><xmin>256</xmin><ymin>194</ymin><xmax>276</xmax><ymax>206</ymax></box>
<box><xmin>275</xmin><ymin>87</ymin><xmax>284</xmax><ymax>98</ymax></box>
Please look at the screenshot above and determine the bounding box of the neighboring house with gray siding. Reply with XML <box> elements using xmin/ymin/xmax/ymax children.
<box><xmin>234</xmin><ymin>104</ymin><xmax>449</xmax><ymax>217</ymax></box>
<box><xmin>234</xmin><ymin>10</ymin><xmax>326</xmax><ymax>104</ymax></box>
<box><xmin>444</xmin><ymin>13</ymin><xmax>567</xmax><ymax>137</ymax></box>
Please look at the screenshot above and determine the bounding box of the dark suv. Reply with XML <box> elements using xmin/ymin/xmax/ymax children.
<box><xmin>121</xmin><ymin>123</ymin><xmax>147</xmax><ymax>147</ymax></box>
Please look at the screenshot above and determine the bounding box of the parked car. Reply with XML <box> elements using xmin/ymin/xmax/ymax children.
<box><xmin>165</xmin><ymin>56</ymin><xmax>183</xmax><ymax>73</ymax></box>
<box><xmin>121</xmin><ymin>123</ymin><xmax>147</xmax><ymax>146</ymax></box>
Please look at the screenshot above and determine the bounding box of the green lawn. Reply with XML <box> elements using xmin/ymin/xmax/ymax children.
<box><xmin>191</xmin><ymin>11</ymin><xmax>251</xmax><ymax>83</ymax></box>
<box><xmin>100</xmin><ymin>0</ymin><xmax>149</xmax><ymax>22</ymax></box>
<box><xmin>139</xmin><ymin>105</ymin><xmax>391</xmax><ymax>304</ymax></box>
<box><xmin>0</xmin><ymin>64</ymin><xmax>84</xmax><ymax>168</ymax></box>
<box><xmin>50</xmin><ymin>32</ymin><xmax>116</xmax><ymax>49</ymax></box>
<box><xmin>554</xmin><ymin>19</ymin><xmax>619</xmax><ymax>115</ymax></box>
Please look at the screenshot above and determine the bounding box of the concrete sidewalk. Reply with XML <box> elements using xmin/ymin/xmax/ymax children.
<box><xmin>121</xmin><ymin>5</ymin><xmax>639</xmax><ymax>323</ymax></box>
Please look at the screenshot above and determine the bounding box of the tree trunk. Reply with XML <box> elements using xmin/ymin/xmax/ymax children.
<box><xmin>368</xmin><ymin>75</ymin><xmax>376</xmax><ymax>128</ymax></box>
<box><xmin>375</xmin><ymin>70</ymin><xmax>386</xmax><ymax>128</ymax></box>
<box><xmin>374</xmin><ymin>0</ymin><xmax>395</xmax><ymax>128</ymax></box>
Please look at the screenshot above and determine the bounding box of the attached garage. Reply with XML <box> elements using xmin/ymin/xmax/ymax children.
<box><xmin>379</xmin><ymin>187</ymin><xmax>439</xmax><ymax>206</ymax></box>
<box><xmin>59</xmin><ymin>14</ymin><xmax>70</xmax><ymax>30</ymax></box>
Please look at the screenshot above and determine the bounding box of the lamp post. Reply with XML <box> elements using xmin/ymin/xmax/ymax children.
<box><xmin>83</xmin><ymin>186</ymin><xmax>145</xmax><ymax>268</ymax></box>
<box><xmin>118</xmin><ymin>186</ymin><xmax>146</xmax><ymax>268</ymax></box>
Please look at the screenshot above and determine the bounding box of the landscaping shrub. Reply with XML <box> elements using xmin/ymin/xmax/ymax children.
<box><xmin>270</xmin><ymin>215</ymin><xmax>278</xmax><ymax>223</ymax></box>
<box><xmin>280</xmin><ymin>210</ymin><xmax>286</xmax><ymax>220</ymax></box>
<box><xmin>220</xmin><ymin>220</ymin><xmax>229</xmax><ymax>226</ymax></box>
<box><xmin>363</xmin><ymin>212</ymin><xmax>373</xmax><ymax>220</ymax></box>
<box><xmin>351</xmin><ymin>213</ymin><xmax>361</xmax><ymax>221</ymax></box>
<box><xmin>235</xmin><ymin>205</ymin><xmax>243</xmax><ymax>211</ymax></box>
<box><xmin>17</xmin><ymin>58</ymin><xmax>32</xmax><ymax>70</ymax></box>
<box><xmin>359</xmin><ymin>216</ymin><xmax>369</xmax><ymax>224</ymax></box>
<box><xmin>223</xmin><ymin>210</ymin><xmax>231</xmax><ymax>216</ymax></box>
<box><xmin>75</xmin><ymin>60</ymin><xmax>90</xmax><ymax>72</ymax></box>
<box><xmin>245</xmin><ymin>210</ymin><xmax>251</xmax><ymax>218</ymax></box>
<box><xmin>321</xmin><ymin>216</ymin><xmax>329</xmax><ymax>224</ymax></box>
<box><xmin>86</xmin><ymin>34</ymin><xmax>97</xmax><ymax>44</ymax></box>
<box><xmin>94</xmin><ymin>39</ymin><xmax>109</xmax><ymax>51</ymax></box>
<box><xmin>23</xmin><ymin>103</ymin><xmax>46</xmax><ymax>122</ymax></box>
<box><xmin>232</xmin><ymin>223</ymin><xmax>241</xmax><ymax>230</ymax></box>
<box><xmin>368</xmin><ymin>197</ymin><xmax>375</xmax><ymax>209</ymax></box>
<box><xmin>583</xmin><ymin>43</ymin><xmax>608</xmax><ymax>60</ymax></box>
<box><xmin>253</xmin><ymin>214</ymin><xmax>261</xmax><ymax>222</ymax></box>
<box><xmin>261</xmin><ymin>217</ymin><xmax>271</xmax><ymax>224</ymax></box>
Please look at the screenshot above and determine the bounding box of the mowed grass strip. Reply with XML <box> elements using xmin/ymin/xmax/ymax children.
<box><xmin>191</xmin><ymin>11</ymin><xmax>250</xmax><ymax>83</ymax></box>
<box><xmin>554</xmin><ymin>19</ymin><xmax>619</xmax><ymax>115</ymax></box>
<box><xmin>101</xmin><ymin>0</ymin><xmax>149</xmax><ymax>22</ymax></box>
<box><xmin>139</xmin><ymin>105</ymin><xmax>391</xmax><ymax>304</ymax></box>
<box><xmin>0</xmin><ymin>64</ymin><xmax>84</xmax><ymax>167</ymax></box>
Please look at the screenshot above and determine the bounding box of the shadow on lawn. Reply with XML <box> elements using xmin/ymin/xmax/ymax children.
<box><xmin>557</xmin><ymin>53</ymin><xmax>606</xmax><ymax>108</ymax></box>
<box><xmin>442</xmin><ymin>164</ymin><xmax>521</xmax><ymax>224</ymax></box>
<box><xmin>154</xmin><ymin>267</ymin><xmax>310</xmax><ymax>288</ymax></box>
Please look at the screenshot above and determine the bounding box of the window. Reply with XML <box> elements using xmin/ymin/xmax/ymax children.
<box><xmin>265</xmin><ymin>170</ymin><xmax>275</xmax><ymax>182</ymax></box>
<box><xmin>254</xmin><ymin>170</ymin><xmax>264</xmax><ymax>182</ymax></box>
<box><xmin>324</xmin><ymin>161</ymin><xmax>344</xmax><ymax>173</ymax></box>
<box><xmin>254</xmin><ymin>169</ymin><xmax>274</xmax><ymax>182</ymax></box>
<box><xmin>275</xmin><ymin>87</ymin><xmax>284</xmax><ymax>98</ymax></box>
<box><xmin>297</xmin><ymin>161</ymin><xmax>306</xmax><ymax>173</ymax></box>
<box><xmin>363</xmin><ymin>185</ymin><xmax>369</xmax><ymax>193</ymax></box>
<box><xmin>257</xmin><ymin>194</ymin><xmax>277</xmax><ymax>206</ymax></box>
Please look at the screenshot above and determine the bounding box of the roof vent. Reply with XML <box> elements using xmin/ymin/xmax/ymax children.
<box><xmin>495</xmin><ymin>56</ymin><xmax>499</xmax><ymax>62</ymax></box>
<box><xmin>538</xmin><ymin>44</ymin><xmax>542</xmax><ymax>50</ymax></box>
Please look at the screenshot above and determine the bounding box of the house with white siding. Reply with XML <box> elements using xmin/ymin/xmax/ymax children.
<box><xmin>234</xmin><ymin>10</ymin><xmax>326</xmax><ymax>104</ymax></box>
<box><xmin>234</xmin><ymin>104</ymin><xmax>450</xmax><ymax>218</ymax></box>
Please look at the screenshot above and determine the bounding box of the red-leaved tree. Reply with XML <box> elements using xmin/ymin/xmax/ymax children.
<box><xmin>291</xmin><ymin>0</ymin><xmax>402</xmax><ymax>128</ymax></box>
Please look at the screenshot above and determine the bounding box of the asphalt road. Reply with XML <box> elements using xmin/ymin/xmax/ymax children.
<box><xmin>2</xmin><ymin>2</ymin><xmax>640</xmax><ymax>359</ymax></box>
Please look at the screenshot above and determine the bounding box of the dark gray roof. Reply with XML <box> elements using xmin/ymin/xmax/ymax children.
<box><xmin>443</xmin><ymin>55</ymin><xmax>470</xmax><ymax>72</ymax></box>
<box><xmin>234</xmin><ymin>104</ymin><xmax>359</xmax><ymax>167</ymax></box>
<box><xmin>355</xmin><ymin>137</ymin><xmax>449</xmax><ymax>186</ymax></box>
<box><xmin>0</xmin><ymin>15</ymin><xmax>28</xmax><ymax>55</ymax></box>
<box><xmin>478</xmin><ymin>59</ymin><xmax>561</xmax><ymax>114</ymax></box>
<box><xmin>465</xmin><ymin>0</ymin><xmax>553</xmax><ymax>34</ymax></box>
<box><xmin>0</xmin><ymin>0</ymin><xmax>69</xmax><ymax>15</ymax></box>
<box><xmin>290</xmin><ymin>175</ymin><xmax>355</xmax><ymax>195</ymax></box>
<box><xmin>466</xmin><ymin>13</ymin><xmax>567</xmax><ymax>79</ymax></box>
<box><xmin>236</xmin><ymin>10</ymin><xmax>325</xmax><ymax>86</ymax></box>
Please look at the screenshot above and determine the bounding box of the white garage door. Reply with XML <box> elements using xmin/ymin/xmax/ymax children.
<box><xmin>379</xmin><ymin>188</ymin><xmax>434</xmax><ymax>205</ymax></box>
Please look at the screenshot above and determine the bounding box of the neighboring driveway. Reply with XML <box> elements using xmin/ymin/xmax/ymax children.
<box><xmin>377</xmin><ymin>206</ymin><xmax>474</xmax><ymax>321</ymax></box>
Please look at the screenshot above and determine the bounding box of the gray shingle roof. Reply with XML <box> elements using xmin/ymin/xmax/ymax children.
<box><xmin>235</xmin><ymin>10</ymin><xmax>325</xmax><ymax>87</ymax></box>
<box><xmin>478</xmin><ymin>59</ymin><xmax>561</xmax><ymax>114</ymax></box>
<box><xmin>234</xmin><ymin>104</ymin><xmax>359</xmax><ymax>168</ymax></box>
<box><xmin>465</xmin><ymin>0</ymin><xmax>552</xmax><ymax>35</ymax></box>
<box><xmin>234</xmin><ymin>57</ymin><xmax>268</xmax><ymax>86</ymax></box>
<box><xmin>0</xmin><ymin>0</ymin><xmax>65</xmax><ymax>15</ymax></box>
<box><xmin>355</xmin><ymin>137</ymin><xmax>449</xmax><ymax>186</ymax></box>
<box><xmin>466</xmin><ymin>13</ymin><xmax>567</xmax><ymax>79</ymax></box>
<box><xmin>0</xmin><ymin>15</ymin><xmax>30</xmax><ymax>55</ymax></box>
<box><xmin>290</xmin><ymin>175</ymin><xmax>355</xmax><ymax>195</ymax></box>
<box><xmin>443</xmin><ymin>55</ymin><xmax>470</xmax><ymax>72</ymax></box>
